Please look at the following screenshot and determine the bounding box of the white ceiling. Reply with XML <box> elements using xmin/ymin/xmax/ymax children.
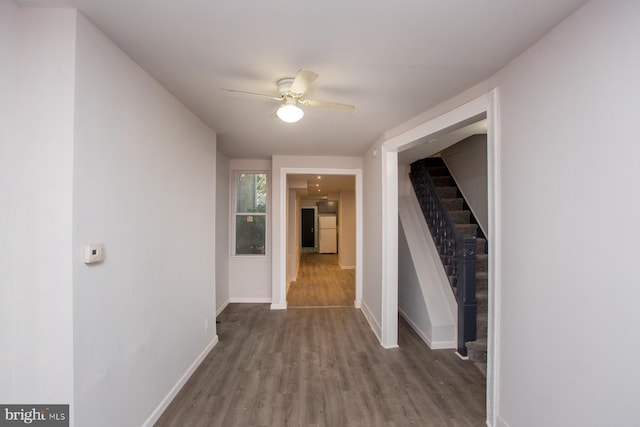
<box><xmin>288</xmin><ymin>174</ymin><xmax>355</xmax><ymax>199</ymax></box>
<box><xmin>19</xmin><ymin>0</ymin><xmax>588</xmax><ymax>159</ymax></box>
<box><xmin>398</xmin><ymin>118</ymin><xmax>488</xmax><ymax>165</ymax></box>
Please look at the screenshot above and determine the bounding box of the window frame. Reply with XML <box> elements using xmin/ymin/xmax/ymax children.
<box><xmin>230</xmin><ymin>170</ymin><xmax>269</xmax><ymax>256</ymax></box>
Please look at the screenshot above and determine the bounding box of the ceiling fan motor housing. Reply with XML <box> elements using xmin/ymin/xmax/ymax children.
<box><xmin>277</xmin><ymin>78</ymin><xmax>295</xmax><ymax>98</ymax></box>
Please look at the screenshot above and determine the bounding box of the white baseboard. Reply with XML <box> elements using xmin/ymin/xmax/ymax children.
<box><xmin>398</xmin><ymin>308</ymin><xmax>455</xmax><ymax>350</ymax></box>
<box><xmin>229</xmin><ymin>297</ymin><xmax>271</xmax><ymax>303</ymax></box>
<box><xmin>142</xmin><ymin>335</ymin><xmax>219</xmax><ymax>427</ymax></box>
<box><xmin>338</xmin><ymin>262</ymin><xmax>355</xmax><ymax>270</ymax></box>
<box><xmin>216</xmin><ymin>299</ymin><xmax>230</xmax><ymax>316</ymax></box>
<box><xmin>354</xmin><ymin>299</ymin><xmax>361</xmax><ymax>309</ymax></box>
<box><xmin>270</xmin><ymin>302</ymin><xmax>287</xmax><ymax>310</ymax></box>
<box><xmin>359</xmin><ymin>301</ymin><xmax>382</xmax><ymax>344</ymax></box>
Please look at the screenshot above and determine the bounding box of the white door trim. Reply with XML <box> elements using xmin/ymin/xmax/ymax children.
<box><xmin>381</xmin><ymin>89</ymin><xmax>500</xmax><ymax>426</ymax></box>
<box><xmin>273</xmin><ymin>167</ymin><xmax>363</xmax><ymax>310</ymax></box>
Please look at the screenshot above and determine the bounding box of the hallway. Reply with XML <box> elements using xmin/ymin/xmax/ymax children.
<box><xmin>287</xmin><ymin>253</ymin><xmax>355</xmax><ymax>307</ymax></box>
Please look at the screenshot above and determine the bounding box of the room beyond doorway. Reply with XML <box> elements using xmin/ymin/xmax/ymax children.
<box><xmin>287</xmin><ymin>253</ymin><xmax>355</xmax><ymax>307</ymax></box>
<box><xmin>273</xmin><ymin>165</ymin><xmax>363</xmax><ymax>310</ymax></box>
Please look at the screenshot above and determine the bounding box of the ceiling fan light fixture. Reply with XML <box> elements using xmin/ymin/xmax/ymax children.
<box><xmin>276</xmin><ymin>99</ymin><xmax>304</xmax><ymax>123</ymax></box>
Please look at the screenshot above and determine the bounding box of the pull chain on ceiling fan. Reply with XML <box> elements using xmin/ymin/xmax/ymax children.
<box><xmin>222</xmin><ymin>70</ymin><xmax>355</xmax><ymax>123</ymax></box>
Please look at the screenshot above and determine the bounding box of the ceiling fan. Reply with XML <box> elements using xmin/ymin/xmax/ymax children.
<box><xmin>222</xmin><ymin>70</ymin><xmax>355</xmax><ymax>123</ymax></box>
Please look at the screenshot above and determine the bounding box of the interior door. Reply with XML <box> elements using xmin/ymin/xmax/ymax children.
<box><xmin>301</xmin><ymin>208</ymin><xmax>315</xmax><ymax>248</ymax></box>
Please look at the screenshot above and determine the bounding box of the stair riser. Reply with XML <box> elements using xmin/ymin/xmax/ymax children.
<box><xmin>431</xmin><ymin>176</ymin><xmax>455</xmax><ymax>186</ymax></box>
<box><xmin>455</xmin><ymin>224</ymin><xmax>477</xmax><ymax>236</ymax></box>
<box><xmin>467</xmin><ymin>347</ymin><xmax>487</xmax><ymax>363</ymax></box>
<box><xmin>476</xmin><ymin>292</ymin><xmax>488</xmax><ymax>313</ymax></box>
<box><xmin>450</xmin><ymin>211</ymin><xmax>471</xmax><ymax>223</ymax></box>
<box><xmin>476</xmin><ymin>278</ymin><xmax>488</xmax><ymax>293</ymax></box>
<box><xmin>443</xmin><ymin>199</ymin><xmax>464</xmax><ymax>210</ymax></box>
<box><xmin>436</xmin><ymin>187</ymin><xmax>458</xmax><ymax>198</ymax></box>
<box><xmin>476</xmin><ymin>255</ymin><xmax>488</xmax><ymax>272</ymax></box>
<box><xmin>476</xmin><ymin>317</ymin><xmax>488</xmax><ymax>340</ymax></box>
<box><xmin>476</xmin><ymin>238</ymin><xmax>487</xmax><ymax>254</ymax></box>
<box><xmin>426</xmin><ymin>166</ymin><xmax>449</xmax><ymax>176</ymax></box>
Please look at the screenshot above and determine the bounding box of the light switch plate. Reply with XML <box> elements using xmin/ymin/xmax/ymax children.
<box><xmin>83</xmin><ymin>243</ymin><xmax>105</xmax><ymax>264</ymax></box>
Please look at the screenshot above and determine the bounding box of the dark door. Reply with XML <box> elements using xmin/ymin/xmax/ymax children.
<box><xmin>301</xmin><ymin>208</ymin><xmax>315</xmax><ymax>248</ymax></box>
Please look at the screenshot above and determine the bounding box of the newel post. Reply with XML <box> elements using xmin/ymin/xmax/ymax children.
<box><xmin>457</xmin><ymin>237</ymin><xmax>477</xmax><ymax>357</ymax></box>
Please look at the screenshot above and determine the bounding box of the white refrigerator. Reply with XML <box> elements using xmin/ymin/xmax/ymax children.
<box><xmin>318</xmin><ymin>215</ymin><xmax>337</xmax><ymax>254</ymax></box>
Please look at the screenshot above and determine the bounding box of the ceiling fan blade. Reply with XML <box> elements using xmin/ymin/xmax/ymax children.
<box><xmin>289</xmin><ymin>70</ymin><xmax>319</xmax><ymax>96</ymax></box>
<box><xmin>300</xmin><ymin>99</ymin><xmax>355</xmax><ymax>112</ymax></box>
<box><xmin>221</xmin><ymin>88</ymin><xmax>282</xmax><ymax>101</ymax></box>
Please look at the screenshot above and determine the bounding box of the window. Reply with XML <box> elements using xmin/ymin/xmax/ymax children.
<box><xmin>233</xmin><ymin>172</ymin><xmax>267</xmax><ymax>255</ymax></box>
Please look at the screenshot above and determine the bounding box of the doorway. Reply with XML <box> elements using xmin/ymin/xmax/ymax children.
<box><xmin>273</xmin><ymin>167</ymin><xmax>363</xmax><ymax>310</ymax></box>
<box><xmin>301</xmin><ymin>208</ymin><xmax>315</xmax><ymax>251</ymax></box>
<box><xmin>382</xmin><ymin>90</ymin><xmax>499</xmax><ymax>422</ymax></box>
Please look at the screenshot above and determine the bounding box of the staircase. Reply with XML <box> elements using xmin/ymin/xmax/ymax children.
<box><xmin>410</xmin><ymin>157</ymin><xmax>488</xmax><ymax>372</ymax></box>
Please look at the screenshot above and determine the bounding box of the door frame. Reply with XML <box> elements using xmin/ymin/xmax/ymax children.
<box><xmin>382</xmin><ymin>89</ymin><xmax>500</xmax><ymax>424</ymax></box>
<box><xmin>274</xmin><ymin>167</ymin><xmax>363</xmax><ymax>309</ymax></box>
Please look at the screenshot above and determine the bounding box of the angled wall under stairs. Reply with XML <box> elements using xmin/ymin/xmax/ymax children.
<box><xmin>398</xmin><ymin>168</ymin><xmax>457</xmax><ymax>349</ymax></box>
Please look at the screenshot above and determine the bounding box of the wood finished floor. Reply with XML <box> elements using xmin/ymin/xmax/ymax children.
<box><xmin>155</xmin><ymin>254</ymin><xmax>486</xmax><ymax>426</ymax></box>
<box><xmin>286</xmin><ymin>253</ymin><xmax>355</xmax><ymax>307</ymax></box>
<box><xmin>155</xmin><ymin>305</ymin><xmax>486</xmax><ymax>426</ymax></box>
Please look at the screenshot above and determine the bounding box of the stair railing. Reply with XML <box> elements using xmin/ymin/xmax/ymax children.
<box><xmin>409</xmin><ymin>161</ymin><xmax>477</xmax><ymax>357</ymax></box>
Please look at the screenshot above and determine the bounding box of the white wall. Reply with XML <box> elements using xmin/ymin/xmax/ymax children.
<box><xmin>398</xmin><ymin>222</ymin><xmax>432</xmax><ymax>338</ymax></box>
<box><xmin>338</xmin><ymin>190</ymin><xmax>356</xmax><ymax>269</ymax></box>
<box><xmin>0</xmin><ymin>6</ymin><xmax>76</xmax><ymax>408</ymax></box>
<box><xmin>361</xmin><ymin>144</ymin><xmax>385</xmax><ymax>339</ymax></box>
<box><xmin>228</xmin><ymin>159</ymin><xmax>272</xmax><ymax>302</ymax></box>
<box><xmin>489</xmin><ymin>1</ymin><xmax>640</xmax><ymax>425</ymax></box>
<box><xmin>441</xmin><ymin>134</ymin><xmax>488</xmax><ymax>234</ymax></box>
<box><xmin>0</xmin><ymin>0</ymin><xmax>20</xmax><ymax>398</ymax></box>
<box><xmin>72</xmin><ymin>13</ymin><xmax>217</xmax><ymax>427</ymax></box>
<box><xmin>216</xmin><ymin>151</ymin><xmax>230</xmax><ymax>313</ymax></box>
<box><xmin>379</xmin><ymin>0</ymin><xmax>640</xmax><ymax>425</ymax></box>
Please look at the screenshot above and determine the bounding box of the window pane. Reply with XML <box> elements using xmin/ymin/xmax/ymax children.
<box><xmin>236</xmin><ymin>173</ymin><xmax>267</xmax><ymax>213</ymax></box>
<box><xmin>235</xmin><ymin>215</ymin><xmax>266</xmax><ymax>255</ymax></box>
